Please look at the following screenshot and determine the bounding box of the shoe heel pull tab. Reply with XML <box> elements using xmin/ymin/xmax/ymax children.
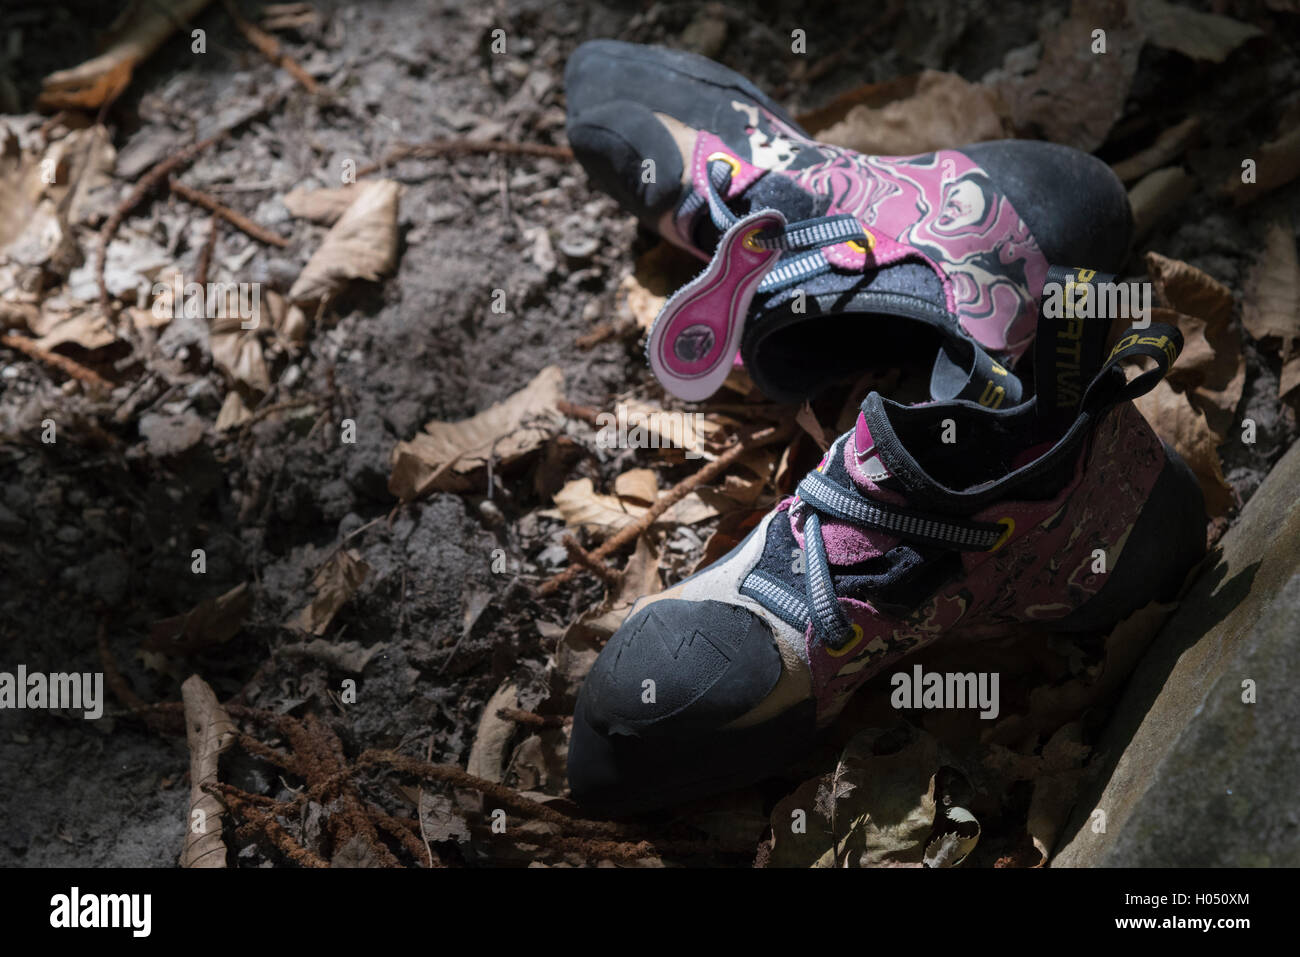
<box><xmin>647</xmin><ymin>207</ymin><xmax>786</xmax><ymax>402</ymax></box>
<box><xmin>1033</xmin><ymin>265</ymin><xmax>1119</xmax><ymax>434</ymax></box>
<box><xmin>1081</xmin><ymin>319</ymin><xmax>1184</xmax><ymax>413</ymax></box>
<box><xmin>930</xmin><ymin>338</ymin><xmax>1024</xmax><ymax>408</ymax></box>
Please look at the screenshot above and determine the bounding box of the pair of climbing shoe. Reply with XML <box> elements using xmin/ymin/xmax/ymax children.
<box><xmin>561</xmin><ymin>40</ymin><xmax>1206</xmax><ymax>815</ymax></box>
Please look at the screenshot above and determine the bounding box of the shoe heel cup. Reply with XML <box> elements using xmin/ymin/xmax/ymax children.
<box><xmin>1052</xmin><ymin>446</ymin><xmax>1207</xmax><ymax>634</ymax></box>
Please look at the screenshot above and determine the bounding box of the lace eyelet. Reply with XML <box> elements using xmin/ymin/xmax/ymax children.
<box><xmin>845</xmin><ymin>231</ymin><xmax>875</xmax><ymax>254</ymax></box>
<box><xmin>706</xmin><ymin>151</ymin><xmax>742</xmax><ymax>178</ymax></box>
<box><xmin>826</xmin><ymin>623</ymin><xmax>865</xmax><ymax>658</ymax></box>
<box><xmin>990</xmin><ymin>517</ymin><xmax>1016</xmax><ymax>552</ymax></box>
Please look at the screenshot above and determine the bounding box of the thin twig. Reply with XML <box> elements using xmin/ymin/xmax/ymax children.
<box><xmin>496</xmin><ymin>708</ymin><xmax>570</xmax><ymax>729</ymax></box>
<box><xmin>195</xmin><ymin>214</ymin><xmax>220</xmax><ymax>289</ymax></box>
<box><xmin>539</xmin><ymin>424</ymin><xmax>791</xmax><ymax>596</ymax></box>
<box><xmin>561</xmin><ymin>534</ymin><xmax>622</xmax><ymax>587</ymax></box>
<box><xmin>221</xmin><ymin>0</ymin><xmax>319</xmax><ymax>93</ymax></box>
<box><xmin>170</xmin><ymin>179</ymin><xmax>290</xmax><ymax>247</ymax></box>
<box><xmin>1</xmin><ymin>334</ymin><xmax>112</xmax><ymax>393</ymax></box>
<box><xmin>357</xmin><ymin>139</ymin><xmax>574</xmax><ymax>177</ymax></box>
<box><xmin>96</xmin><ymin>130</ymin><xmax>230</xmax><ymax>313</ymax></box>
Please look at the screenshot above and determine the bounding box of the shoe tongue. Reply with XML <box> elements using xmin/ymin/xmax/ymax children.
<box><xmin>839</xmin><ymin>404</ymin><xmax>913</xmax><ymax>504</ymax></box>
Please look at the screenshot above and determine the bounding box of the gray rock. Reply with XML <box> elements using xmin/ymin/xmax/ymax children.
<box><xmin>1053</xmin><ymin>441</ymin><xmax>1300</xmax><ymax>867</ymax></box>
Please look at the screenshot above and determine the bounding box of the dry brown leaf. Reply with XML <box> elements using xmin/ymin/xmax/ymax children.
<box><xmin>1145</xmin><ymin>251</ymin><xmax>1233</xmax><ymax>327</ymax></box>
<box><xmin>1134</xmin><ymin>379</ymin><xmax>1234</xmax><ymax>517</ymax></box>
<box><xmin>466</xmin><ymin>680</ymin><xmax>518</xmax><ymax>784</ymax></box>
<box><xmin>287</xmin><ymin>549</ymin><xmax>371</xmax><ymax>636</ymax></box>
<box><xmin>548</xmin><ymin>477</ymin><xmax>718</xmax><ymax>533</ymax></box>
<box><xmin>146</xmin><ymin>583</ymin><xmax>252</xmax><ymax>654</ymax></box>
<box><xmin>794</xmin><ymin>402</ymin><xmax>830</xmax><ymax>452</ymax></box>
<box><xmin>278</xmin><ymin>637</ymin><xmax>387</xmax><ymax>673</ymax></box>
<box><xmin>693</xmin><ymin>507</ymin><xmax>766</xmax><ymax>573</ymax></box>
<box><xmin>1225</xmin><ymin>126</ymin><xmax>1300</xmax><ymax>205</ymax></box>
<box><xmin>550</xmin><ymin>478</ymin><xmax>647</xmax><ymax>534</ymax></box>
<box><xmin>562</xmin><ymin>535</ymin><xmax>664</xmax><ymax>643</ymax></box>
<box><xmin>388</xmin><ymin>365</ymin><xmax>564</xmax><ymax>500</ymax></box>
<box><xmin>1146</xmin><ymin>253</ymin><xmax>1243</xmax><ymax>433</ymax></box>
<box><xmin>596</xmin><ymin>397</ymin><xmax>731</xmax><ymax>462</ymax></box>
<box><xmin>1135</xmin><ymin>0</ymin><xmax>1263</xmax><ymax>63</ymax></box>
<box><xmin>767</xmin><ymin>726</ymin><xmax>939</xmax><ymax>868</ymax></box>
<box><xmin>38</xmin><ymin>0</ymin><xmax>215</xmax><ymax>110</ymax></box>
<box><xmin>809</xmin><ymin>71</ymin><xmax>1006</xmax><ymax>155</ymax></box>
<box><xmin>1129</xmin><ymin>166</ymin><xmax>1195</xmax><ymax>240</ymax></box>
<box><xmin>1110</xmin><ymin>117</ymin><xmax>1201</xmax><ymax>184</ymax></box>
<box><xmin>1241</xmin><ymin>222</ymin><xmax>1300</xmax><ymax>343</ymax></box>
<box><xmin>215</xmin><ymin>390</ymin><xmax>252</xmax><ymax>431</ymax></box>
<box><xmin>179</xmin><ymin>674</ymin><xmax>236</xmax><ymax>868</ymax></box>
<box><xmin>617</xmin><ymin>241</ymin><xmax>701</xmax><ymax>332</ymax></box>
<box><xmin>994</xmin><ymin>0</ymin><xmax>1141</xmax><ymax>151</ymax></box>
<box><xmin>288</xmin><ymin>179</ymin><xmax>399</xmax><ymax>304</ymax></box>
<box><xmin>210</xmin><ymin>318</ymin><xmax>271</xmax><ymax>396</ymax></box>
<box><xmin>1240</xmin><ymin>223</ymin><xmax>1300</xmax><ymax>397</ymax></box>
<box><xmin>282</xmin><ymin>185</ymin><xmax>360</xmax><ymax>224</ymax></box>
<box><xmin>29</xmin><ymin>305</ymin><xmax>116</xmax><ymax>351</ymax></box>
<box><xmin>613</xmin><ymin>467</ymin><xmax>658</xmax><ymax>505</ymax></box>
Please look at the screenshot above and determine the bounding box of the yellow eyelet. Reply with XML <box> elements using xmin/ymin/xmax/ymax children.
<box><xmin>845</xmin><ymin>232</ymin><xmax>875</xmax><ymax>254</ymax></box>
<box><xmin>742</xmin><ymin>228</ymin><xmax>764</xmax><ymax>252</ymax></box>
<box><xmin>706</xmin><ymin>151</ymin><xmax>742</xmax><ymax>178</ymax></box>
<box><xmin>990</xmin><ymin>517</ymin><xmax>1015</xmax><ymax>552</ymax></box>
<box><xmin>826</xmin><ymin>623</ymin><xmax>865</xmax><ymax>658</ymax></box>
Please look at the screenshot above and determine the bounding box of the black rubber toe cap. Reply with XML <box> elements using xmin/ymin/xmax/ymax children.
<box><xmin>567</xmin><ymin>101</ymin><xmax>688</xmax><ymax>223</ymax></box>
<box><xmin>567</xmin><ymin>599</ymin><xmax>815</xmax><ymax>815</ymax></box>
<box><xmin>564</xmin><ymin>40</ymin><xmax>806</xmax><ymax>136</ymax></box>
<box><xmin>960</xmin><ymin>140</ymin><xmax>1133</xmax><ymax>272</ymax></box>
<box><xmin>580</xmin><ymin>599</ymin><xmax>782</xmax><ymax>738</ymax></box>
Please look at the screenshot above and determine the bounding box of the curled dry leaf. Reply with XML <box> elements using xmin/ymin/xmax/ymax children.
<box><xmin>617</xmin><ymin>241</ymin><xmax>701</xmax><ymax>332</ymax></box>
<box><xmin>210</xmin><ymin>317</ymin><xmax>271</xmax><ymax>396</ymax></box>
<box><xmin>993</xmin><ymin>0</ymin><xmax>1141</xmax><ymax>151</ymax></box>
<box><xmin>1145</xmin><ymin>251</ymin><xmax>1233</xmax><ymax>326</ymax></box>
<box><xmin>924</xmin><ymin>806</ymin><xmax>981</xmax><ymax>868</ymax></box>
<box><xmin>1145</xmin><ymin>252</ymin><xmax>1244</xmax><ymax>435</ymax></box>
<box><xmin>1241</xmin><ymin>222</ymin><xmax>1300</xmax><ymax>397</ymax></box>
<box><xmin>558</xmin><ymin>535</ymin><xmax>663</xmax><ymax>655</ymax></box>
<box><xmin>215</xmin><ymin>390</ymin><xmax>252</xmax><ymax>431</ymax></box>
<box><xmin>807</xmin><ymin>71</ymin><xmax>1006</xmax><ymax>156</ymax></box>
<box><xmin>595</xmin><ymin>397</ymin><xmax>731</xmax><ymax>462</ymax></box>
<box><xmin>287</xmin><ymin>549</ymin><xmax>371</xmax><ymax>636</ymax></box>
<box><xmin>1128</xmin><ymin>166</ymin><xmax>1195</xmax><ymax>241</ymax></box>
<box><xmin>613</xmin><ymin>467</ymin><xmax>658</xmax><ymax>505</ymax></box>
<box><xmin>1111</xmin><ymin>117</ymin><xmax>1201</xmax><ymax>184</ymax></box>
<box><xmin>389</xmin><ymin>365</ymin><xmax>565</xmax><ymax>500</ymax></box>
<box><xmin>38</xmin><ymin>0</ymin><xmax>215</xmax><ymax>110</ymax></box>
<box><xmin>1225</xmin><ymin>126</ymin><xmax>1300</xmax><ymax>205</ymax></box>
<box><xmin>1134</xmin><ymin>0</ymin><xmax>1263</xmax><ymax>63</ymax></box>
<box><xmin>282</xmin><ymin>185</ymin><xmax>359</xmax><ymax>225</ymax></box>
<box><xmin>28</xmin><ymin>304</ymin><xmax>117</xmax><ymax>352</ymax></box>
<box><xmin>179</xmin><ymin>674</ymin><xmax>237</xmax><ymax>868</ymax></box>
<box><xmin>548</xmin><ymin>477</ymin><xmax>718</xmax><ymax>534</ymax></box>
<box><xmin>288</xmin><ymin>179</ymin><xmax>400</xmax><ymax>305</ymax></box>
<box><xmin>278</xmin><ymin>637</ymin><xmax>387</xmax><ymax>674</ymax></box>
<box><xmin>768</xmin><ymin>726</ymin><xmax>940</xmax><ymax>868</ymax></box>
<box><xmin>466</xmin><ymin>680</ymin><xmax>518</xmax><ymax>785</ymax></box>
<box><xmin>146</xmin><ymin>582</ymin><xmax>252</xmax><ymax>655</ymax></box>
